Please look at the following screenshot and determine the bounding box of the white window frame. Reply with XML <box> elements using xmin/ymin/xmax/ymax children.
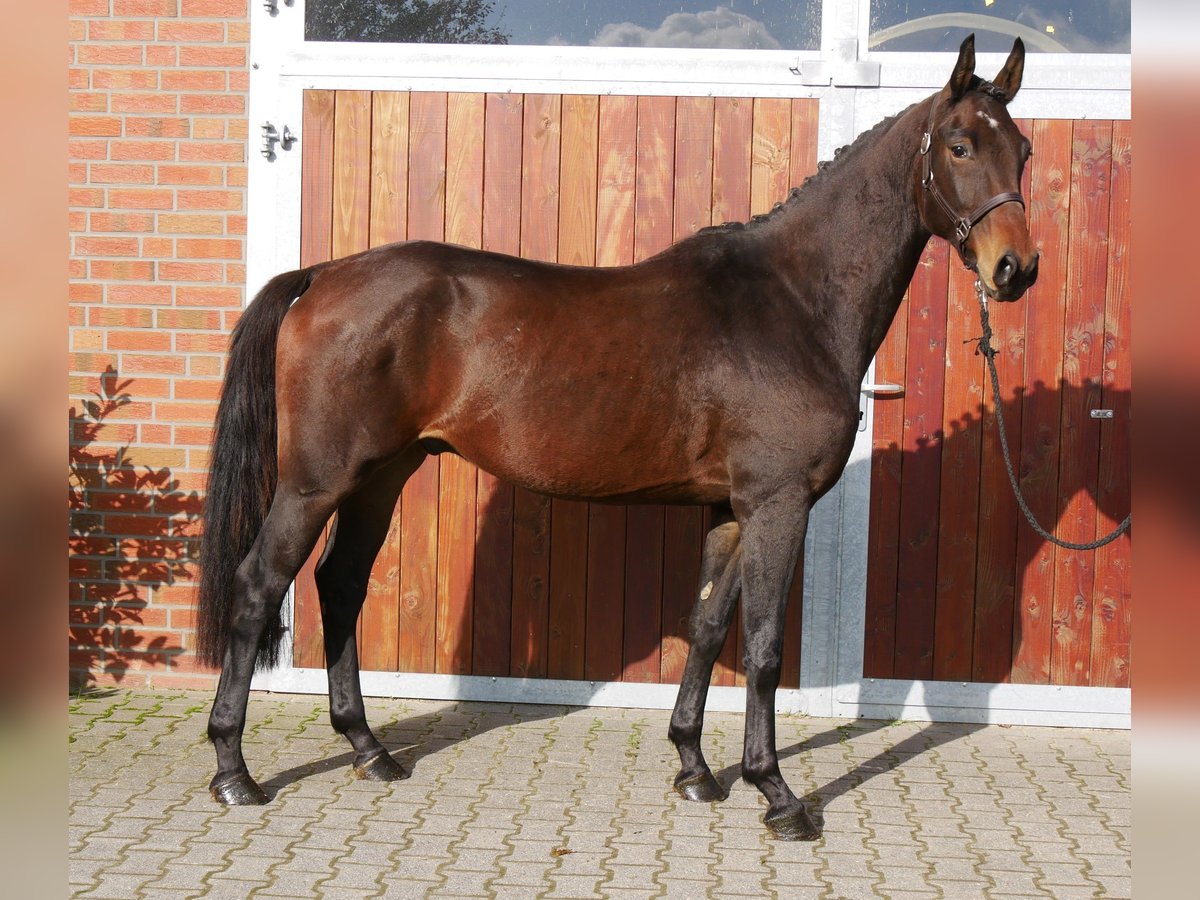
<box><xmin>247</xmin><ymin>0</ymin><xmax>1130</xmax><ymax>728</ymax></box>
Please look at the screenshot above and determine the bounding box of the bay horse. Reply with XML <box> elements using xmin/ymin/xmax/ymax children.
<box><xmin>198</xmin><ymin>36</ymin><xmax>1039</xmax><ymax>840</ymax></box>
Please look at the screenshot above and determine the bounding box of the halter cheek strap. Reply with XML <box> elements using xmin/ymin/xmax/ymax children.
<box><xmin>919</xmin><ymin>100</ymin><xmax>1025</xmax><ymax>258</ymax></box>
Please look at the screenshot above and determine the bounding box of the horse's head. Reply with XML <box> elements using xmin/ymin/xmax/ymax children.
<box><xmin>918</xmin><ymin>35</ymin><xmax>1039</xmax><ymax>302</ymax></box>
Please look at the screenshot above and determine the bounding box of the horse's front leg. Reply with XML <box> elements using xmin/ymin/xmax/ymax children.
<box><xmin>737</xmin><ymin>487</ymin><xmax>818</xmax><ymax>840</ymax></box>
<box><xmin>669</xmin><ymin>512</ymin><xmax>741</xmax><ymax>801</ymax></box>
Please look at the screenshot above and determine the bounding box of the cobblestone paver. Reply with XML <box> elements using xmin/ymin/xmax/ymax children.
<box><xmin>69</xmin><ymin>691</ymin><xmax>1130</xmax><ymax>898</ymax></box>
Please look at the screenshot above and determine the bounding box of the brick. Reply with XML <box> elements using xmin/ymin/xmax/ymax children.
<box><xmin>226</xmin><ymin>215</ymin><xmax>246</xmax><ymax>236</ymax></box>
<box><xmin>151</xmin><ymin>672</ymin><xmax>217</xmax><ymax>690</ymax></box>
<box><xmin>175</xmin><ymin>425</ymin><xmax>214</xmax><ymax>445</ymax></box>
<box><xmin>157</xmin><ymin>21</ymin><xmax>223</xmax><ymax>42</ymax></box>
<box><xmin>69</xmin><ymin>208</ymin><xmax>86</xmax><ymax>229</ymax></box>
<box><xmin>225</xmin><ymin>263</ymin><xmax>245</xmax><ymax>283</ymax></box>
<box><xmin>70</xmin><ymin>92</ymin><xmax>109</xmax><ymax>112</ymax></box>
<box><xmin>157</xmin><ymin>165</ymin><xmax>223</xmax><ymax>186</ymax></box>
<box><xmin>146</xmin><ymin>45</ymin><xmax>177</xmax><ymax>66</ymax></box>
<box><xmin>78</xmin><ymin>45</ymin><xmax>143</xmax><ymax>66</ymax></box>
<box><xmin>108</xmin><ymin>331</ymin><xmax>172</xmax><ymax>351</ymax></box>
<box><xmin>69</xmin><ymin>67</ymin><xmax>90</xmax><ymax>90</ymax></box>
<box><xmin>90</xmin><ymin>164</ymin><xmax>156</xmax><ymax>184</ymax></box>
<box><xmin>70</xmin><ymin>116</ymin><xmax>122</xmax><ymax>137</ymax></box>
<box><xmin>173</xmin><ymin>379</ymin><xmax>222</xmax><ymax>400</ymax></box>
<box><xmin>89</xmin><ymin>307</ymin><xmax>154</xmax><ymax>328</ymax></box>
<box><xmin>156</xmin><ymin>309</ymin><xmax>221</xmax><ymax>329</ymax></box>
<box><xmin>88</xmin><ymin>20</ymin><xmax>156</xmax><ymax>42</ymax></box>
<box><xmin>70</xmin><ymin>139</ymin><xmax>110</xmax><ymax>160</ymax></box>
<box><xmin>142</xmin><ymin>237</ymin><xmax>175</xmax><ymax>257</ymax></box>
<box><xmin>180</xmin><ymin>94</ymin><xmax>244</xmax><ymax>115</ymax></box>
<box><xmin>226</xmin><ymin>166</ymin><xmax>247</xmax><ymax>187</ymax></box>
<box><xmin>157</xmin><ymin>402</ymin><xmax>218</xmax><ymax>422</ymax></box>
<box><xmin>111</xmin><ymin>93</ymin><xmax>178</xmax><ymax>114</ymax></box>
<box><xmin>229</xmin><ymin>70</ymin><xmax>249</xmax><ymax>92</ymax></box>
<box><xmin>107</xmin><ymin>284</ymin><xmax>172</xmax><ymax>304</ymax></box>
<box><xmin>125</xmin><ymin>117</ymin><xmax>190</xmax><ymax>138</ymax></box>
<box><xmin>121</xmin><ymin>354</ymin><xmax>186</xmax><ymax>375</ymax></box>
<box><xmin>189</xmin><ymin>357</ymin><xmax>222</xmax><ymax>376</ymax></box>
<box><xmin>161</xmin><ymin>70</ymin><xmax>225</xmax><ymax>91</ymax></box>
<box><xmin>91</xmin><ymin>260</ymin><xmax>154</xmax><ymax>281</ymax></box>
<box><xmin>174</xmin><ymin>333</ymin><xmax>228</xmax><ymax>352</ymax></box>
<box><xmin>91</xmin><ymin>69</ymin><xmax>158</xmax><ymax>90</ymax></box>
<box><xmin>108</xmin><ymin>188</ymin><xmax>173</xmax><ymax>209</ymax></box>
<box><xmin>160</xmin><ymin>261</ymin><xmax>224</xmax><ymax>282</ymax></box>
<box><xmin>178</xmin><ymin>239</ymin><xmax>241</xmax><ymax>259</ymax></box>
<box><xmin>73</xmin><ymin>330</ymin><xmax>105</xmax><ymax>350</ymax></box>
<box><xmin>181</xmin><ymin>0</ymin><xmax>248</xmax><ymax>16</ymax></box>
<box><xmin>110</xmin><ymin>140</ymin><xmax>176</xmax><ymax>161</ymax></box>
<box><xmin>113</xmin><ymin>0</ymin><xmax>179</xmax><ymax>15</ymax></box>
<box><xmin>176</xmin><ymin>286</ymin><xmax>241</xmax><ymax>306</ymax></box>
<box><xmin>90</xmin><ymin>212</ymin><xmax>155</xmax><ymax>232</ymax></box>
<box><xmin>179</xmin><ymin>45</ymin><xmax>245</xmax><ymax>68</ymax></box>
<box><xmin>69</xmin><ymin>163</ymin><xmax>89</xmax><ymax>184</ymax></box>
<box><xmin>191</xmin><ymin>118</ymin><xmax>225</xmax><ymax>139</ymax></box>
<box><xmin>227</xmin><ymin>22</ymin><xmax>249</xmax><ymax>43</ymax></box>
<box><xmin>76</xmin><ymin>236</ymin><xmax>140</xmax><ymax>256</ymax></box>
<box><xmin>178</xmin><ymin>142</ymin><xmax>244</xmax><ymax>163</ymax></box>
<box><xmin>158</xmin><ymin>214</ymin><xmax>223</xmax><ymax>235</ymax></box>
<box><xmin>71</xmin><ymin>188</ymin><xmax>106</xmax><ymax>207</ymax></box>
<box><xmin>71</xmin><ymin>258</ymin><xmax>87</xmax><ymax>279</ymax></box>
<box><xmin>176</xmin><ymin>190</ymin><xmax>241</xmax><ymax>210</ymax></box>
<box><xmin>140</xmin><ymin>424</ymin><xmax>172</xmax><ymax>442</ymax></box>
<box><xmin>69</xmin><ymin>0</ymin><xmax>109</xmax><ymax>14</ymax></box>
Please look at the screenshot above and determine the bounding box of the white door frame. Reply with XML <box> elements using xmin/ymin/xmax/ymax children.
<box><xmin>247</xmin><ymin>0</ymin><xmax>1131</xmax><ymax>727</ymax></box>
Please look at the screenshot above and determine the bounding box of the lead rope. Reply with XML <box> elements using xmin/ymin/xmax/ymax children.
<box><xmin>973</xmin><ymin>281</ymin><xmax>1131</xmax><ymax>550</ymax></box>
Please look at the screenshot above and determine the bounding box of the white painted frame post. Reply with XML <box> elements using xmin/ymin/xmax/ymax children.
<box><xmin>247</xmin><ymin>0</ymin><xmax>1131</xmax><ymax>728</ymax></box>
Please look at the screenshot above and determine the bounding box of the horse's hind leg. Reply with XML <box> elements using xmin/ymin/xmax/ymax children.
<box><xmin>315</xmin><ymin>448</ymin><xmax>426</xmax><ymax>781</ymax></box>
<box><xmin>669</xmin><ymin>509</ymin><xmax>742</xmax><ymax>803</ymax></box>
<box><xmin>208</xmin><ymin>484</ymin><xmax>342</xmax><ymax>804</ymax></box>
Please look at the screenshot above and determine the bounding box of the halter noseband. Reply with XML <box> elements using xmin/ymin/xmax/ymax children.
<box><xmin>919</xmin><ymin>98</ymin><xmax>1025</xmax><ymax>259</ymax></box>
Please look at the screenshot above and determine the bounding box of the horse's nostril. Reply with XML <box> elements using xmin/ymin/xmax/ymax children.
<box><xmin>994</xmin><ymin>254</ymin><xmax>1018</xmax><ymax>287</ymax></box>
<box><xmin>1026</xmin><ymin>253</ymin><xmax>1039</xmax><ymax>284</ymax></box>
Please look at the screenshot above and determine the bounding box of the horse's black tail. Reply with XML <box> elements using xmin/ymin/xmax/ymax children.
<box><xmin>197</xmin><ymin>265</ymin><xmax>319</xmax><ymax>670</ymax></box>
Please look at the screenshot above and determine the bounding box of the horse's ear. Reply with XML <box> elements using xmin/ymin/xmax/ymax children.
<box><xmin>992</xmin><ymin>37</ymin><xmax>1026</xmax><ymax>103</ymax></box>
<box><xmin>948</xmin><ymin>33</ymin><xmax>976</xmax><ymax>100</ymax></box>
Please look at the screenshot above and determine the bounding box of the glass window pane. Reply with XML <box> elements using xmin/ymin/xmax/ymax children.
<box><xmin>306</xmin><ymin>1</ymin><xmax>820</xmax><ymax>50</ymax></box>
<box><xmin>869</xmin><ymin>1</ymin><xmax>1129</xmax><ymax>53</ymax></box>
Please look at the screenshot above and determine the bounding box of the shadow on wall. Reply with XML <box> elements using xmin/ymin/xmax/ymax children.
<box><xmin>68</xmin><ymin>366</ymin><xmax>202</xmax><ymax>690</ymax></box>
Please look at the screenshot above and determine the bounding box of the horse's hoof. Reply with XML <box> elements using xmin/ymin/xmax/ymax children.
<box><xmin>209</xmin><ymin>772</ymin><xmax>268</xmax><ymax>806</ymax></box>
<box><xmin>674</xmin><ymin>770</ymin><xmax>727</xmax><ymax>803</ymax></box>
<box><xmin>764</xmin><ymin>804</ymin><xmax>820</xmax><ymax>841</ymax></box>
<box><xmin>353</xmin><ymin>751</ymin><xmax>409</xmax><ymax>782</ymax></box>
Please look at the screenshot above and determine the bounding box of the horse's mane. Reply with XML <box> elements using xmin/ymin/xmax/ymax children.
<box><xmin>699</xmin><ymin>77</ymin><xmax>1006</xmax><ymax>235</ymax></box>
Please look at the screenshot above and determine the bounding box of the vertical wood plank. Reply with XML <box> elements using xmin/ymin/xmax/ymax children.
<box><xmin>1092</xmin><ymin>119</ymin><xmax>1131</xmax><ymax>688</ymax></box>
<box><xmin>434</xmin><ymin>93</ymin><xmax>484</xmax><ymax>676</ymax></box>
<box><xmin>510</xmin><ymin>93</ymin><xmax>560</xmax><ymax>678</ymax></box>
<box><xmin>585</xmin><ymin>95</ymin><xmax>636</xmax><ymax>682</ymax></box>
<box><xmin>472</xmin><ymin>92</ymin><xmax>523</xmax><ymax>677</ymax></box>
<box><xmin>660</xmin><ymin>96</ymin><xmax>713</xmax><ymax>684</ymax></box>
<box><xmin>931</xmin><ymin>263</ymin><xmax>983</xmax><ymax>681</ymax></box>
<box><xmin>709</xmin><ymin>96</ymin><xmax>752</xmax><ymax>684</ymax></box>
<box><xmin>788</xmin><ymin>98</ymin><xmax>819</xmax><ymax>189</ymax></box>
<box><xmin>397</xmin><ymin>91</ymin><xmax>447</xmax><ymax>674</ymax></box>
<box><xmin>359</xmin><ymin>90</ymin><xmax>409</xmax><ymax>672</ymax></box>
<box><xmin>1011</xmin><ymin>118</ymin><xmax>1071</xmax><ymax>684</ymax></box>
<box><xmin>1050</xmin><ymin>120</ymin><xmax>1111</xmax><ymax>686</ymax></box>
<box><xmin>892</xmin><ymin>241</ymin><xmax>950</xmax><ymax>680</ymax></box>
<box><xmin>864</xmin><ymin>291</ymin><xmax>909</xmax><ymax>679</ymax></box>
<box><xmin>547</xmin><ymin>93</ymin><xmax>597</xmax><ymax>681</ymax></box>
<box><xmin>623</xmin><ymin>95</ymin><xmax>675</xmax><ymax>683</ymax></box>
<box><xmin>750</xmin><ymin>97</ymin><xmax>792</xmax><ymax>215</ymax></box>
<box><xmin>293</xmin><ymin>89</ymin><xmax>336</xmax><ymax>669</ymax></box>
<box><xmin>369</xmin><ymin>92</ymin><xmax>409</xmax><ymax>248</ymax></box>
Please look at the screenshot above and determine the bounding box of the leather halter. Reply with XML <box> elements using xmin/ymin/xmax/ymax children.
<box><xmin>919</xmin><ymin>98</ymin><xmax>1025</xmax><ymax>259</ymax></box>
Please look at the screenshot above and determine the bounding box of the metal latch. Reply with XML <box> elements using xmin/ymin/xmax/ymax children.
<box><xmin>1090</xmin><ymin>409</ymin><xmax>1114</xmax><ymax>419</ymax></box>
<box><xmin>260</xmin><ymin>122</ymin><xmax>296</xmax><ymax>160</ymax></box>
<box><xmin>858</xmin><ymin>382</ymin><xmax>904</xmax><ymax>431</ymax></box>
<box><xmin>792</xmin><ymin>39</ymin><xmax>881</xmax><ymax>87</ymax></box>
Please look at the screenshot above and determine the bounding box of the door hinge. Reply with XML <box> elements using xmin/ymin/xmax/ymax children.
<box><xmin>260</xmin><ymin>122</ymin><xmax>296</xmax><ymax>160</ymax></box>
<box><xmin>792</xmin><ymin>39</ymin><xmax>881</xmax><ymax>88</ymax></box>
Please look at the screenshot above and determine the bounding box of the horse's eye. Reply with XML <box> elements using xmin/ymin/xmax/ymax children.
<box><xmin>951</xmin><ymin>144</ymin><xmax>970</xmax><ymax>159</ymax></box>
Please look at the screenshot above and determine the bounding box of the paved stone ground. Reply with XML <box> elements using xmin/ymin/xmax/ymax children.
<box><xmin>69</xmin><ymin>690</ymin><xmax>1130</xmax><ymax>898</ymax></box>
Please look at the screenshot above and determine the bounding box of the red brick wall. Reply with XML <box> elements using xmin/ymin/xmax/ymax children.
<box><xmin>69</xmin><ymin>0</ymin><xmax>249</xmax><ymax>690</ymax></box>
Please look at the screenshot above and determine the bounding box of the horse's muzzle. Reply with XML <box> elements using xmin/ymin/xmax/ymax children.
<box><xmin>992</xmin><ymin>250</ymin><xmax>1039</xmax><ymax>301</ymax></box>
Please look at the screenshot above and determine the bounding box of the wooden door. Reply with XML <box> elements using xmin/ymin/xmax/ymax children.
<box><xmin>864</xmin><ymin>118</ymin><xmax>1132</xmax><ymax>688</ymax></box>
<box><xmin>290</xmin><ymin>89</ymin><xmax>821</xmax><ymax>689</ymax></box>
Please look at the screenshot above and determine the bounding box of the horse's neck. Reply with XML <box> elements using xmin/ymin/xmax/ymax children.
<box><xmin>767</xmin><ymin>102</ymin><xmax>933</xmax><ymax>388</ymax></box>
